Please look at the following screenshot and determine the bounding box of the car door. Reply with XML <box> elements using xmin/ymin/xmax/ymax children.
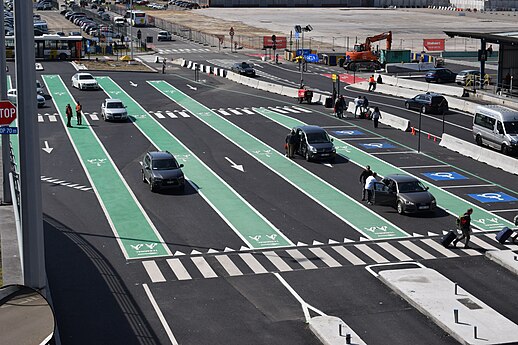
<box><xmin>494</xmin><ymin>120</ymin><xmax>506</xmax><ymax>148</ymax></box>
<box><xmin>142</xmin><ymin>155</ymin><xmax>151</xmax><ymax>181</ymax></box>
<box><xmin>373</xmin><ymin>181</ymin><xmax>397</xmax><ymax>206</ymax></box>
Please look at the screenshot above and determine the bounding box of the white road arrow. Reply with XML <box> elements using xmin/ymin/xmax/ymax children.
<box><xmin>130</xmin><ymin>81</ymin><xmax>138</xmax><ymax>87</ymax></box>
<box><xmin>323</xmin><ymin>163</ymin><xmax>333</xmax><ymax>168</ymax></box>
<box><xmin>186</xmin><ymin>84</ymin><xmax>197</xmax><ymax>90</ymax></box>
<box><xmin>225</xmin><ymin>157</ymin><xmax>244</xmax><ymax>172</ymax></box>
<box><xmin>42</xmin><ymin>140</ymin><xmax>53</xmax><ymax>154</ymax></box>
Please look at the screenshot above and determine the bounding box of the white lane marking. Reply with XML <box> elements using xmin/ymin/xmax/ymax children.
<box><xmin>282</xmin><ymin>107</ymin><xmax>300</xmax><ymax>113</ymax></box>
<box><xmin>178</xmin><ymin>111</ymin><xmax>190</xmax><ymax>118</ymax></box>
<box><xmin>154</xmin><ymin>111</ymin><xmax>166</xmax><ymax>119</ymax></box>
<box><xmin>192</xmin><ymin>257</ymin><xmax>218</xmax><ymax>278</ymax></box>
<box><xmin>332</xmin><ymin>246</ymin><xmax>365</xmax><ymax>265</ymax></box>
<box><xmin>240</xmin><ymin>108</ymin><xmax>255</xmax><ymax>115</ymax></box>
<box><xmin>286</xmin><ymin>249</ymin><xmax>317</xmax><ymax>269</ymax></box>
<box><xmin>442</xmin><ymin>184</ymin><xmax>495</xmax><ymax>189</ymax></box>
<box><xmin>421</xmin><ymin>239</ymin><xmax>459</xmax><ymax>258</ymax></box>
<box><xmin>484</xmin><ymin>234</ymin><xmax>516</xmax><ymax>250</ymax></box>
<box><xmin>308</xmin><ymin>247</ymin><xmax>341</xmax><ymax>267</ymax></box>
<box><xmin>356</xmin><ymin>244</ymin><xmax>390</xmax><ymax>263</ymax></box>
<box><xmin>90</xmin><ymin>114</ymin><xmax>99</xmax><ymax>120</ymax></box>
<box><xmin>228</xmin><ymin>108</ymin><xmax>242</xmax><ymax>115</ymax></box>
<box><xmin>166</xmin><ymin>258</ymin><xmax>191</xmax><ymax>280</ymax></box>
<box><xmin>217</xmin><ymin>109</ymin><xmax>231</xmax><ymax>116</ymax></box>
<box><xmin>492</xmin><ymin>208</ymin><xmax>518</xmax><ymax>213</ymax></box>
<box><xmin>376</xmin><ymin>242</ymin><xmax>413</xmax><ymax>262</ymax></box>
<box><xmin>142</xmin><ymin>261</ymin><xmax>166</xmax><ymax>283</ymax></box>
<box><xmin>344</xmin><ymin>137</ymin><xmax>382</xmax><ymax>141</ymax></box>
<box><xmin>48</xmin><ymin>115</ymin><xmax>57</xmax><ymax>122</ymax></box>
<box><xmin>239</xmin><ymin>253</ymin><xmax>268</xmax><ymax>274</ymax></box>
<box><xmin>399</xmin><ymin>240</ymin><xmax>435</xmax><ymax>260</ymax></box>
<box><xmin>471</xmin><ymin>236</ymin><xmax>499</xmax><ymax>251</ymax></box>
<box><xmin>263</xmin><ymin>251</ymin><xmax>292</xmax><ymax>272</ymax></box>
<box><xmin>215</xmin><ymin>255</ymin><xmax>242</xmax><ymax>276</ymax></box>
<box><xmin>291</xmin><ymin>106</ymin><xmax>312</xmax><ymax>113</ymax></box>
<box><xmin>38</xmin><ymin>115</ymin><xmax>44</xmax><ymax>122</ymax></box>
<box><xmin>166</xmin><ymin>111</ymin><xmax>178</xmax><ymax>118</ymax></box>
<box><xmin>399</xmin><ymin>165</ymin><xmax>450</xmax><ymax>169</ymax></box>
<box><xmin>143</xmin><ymin>284</ymin><xmax>180</xmax><ymax>345</ymax></box>
<box><xmin>269</xmin><ymin>106</ymin><xmax>289</xmax><ymax>114</ymax></box>
<box><xmin>371</xmin><ymin>151</ymin><xmax>416</xmax><ymax>155</ymax></box>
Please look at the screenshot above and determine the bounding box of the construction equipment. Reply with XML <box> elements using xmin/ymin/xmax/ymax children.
<box><xmin>343</xmin><ymin>31</ymin><xmax>392</xmax><ymax>71</ymax></box>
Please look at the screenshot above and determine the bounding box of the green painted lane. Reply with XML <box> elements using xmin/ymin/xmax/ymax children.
<box><xmin>95</xmin><ymin>76</ymin><xmax>292</xmax><ymax>249</ymax></box>
<box><xmin>254</xmin><ymin>108</ymin><xmax>515</xmax><ymax>231</ymax></box>
<box><xmin>42</xmin><ymin>75</ymin><xmax>171</xmax><ymax>259</ymax></box>
<box><xmin>149</xmin><ymin>80</ymin><xmax>409</xmax><ymax>240</ymax></box>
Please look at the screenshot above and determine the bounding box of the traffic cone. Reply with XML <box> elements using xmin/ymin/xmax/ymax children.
<box><xmin>411</xmin><ymin>127</ymin><xmax>416</xmax><ymax>135</ymax></box>
<box><xmin>434</xmin><ymin>136</ymin><xmax>437</xmax><ymax>142</ymax></box>
<box><xmin>428</xmin><ymin>133</ymin><xmax>431</xmax><ymax>140</ymax></box>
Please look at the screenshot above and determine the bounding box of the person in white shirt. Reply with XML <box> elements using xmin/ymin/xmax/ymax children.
<box><xmin>354</xmin><ymin>96</ymin><xmax>363</xmax><ymax>118</ymax></box>
<box><xmin>364</xmin><ymin>172</ymin><xmax>378</xmax><ymax>205</ymax></box>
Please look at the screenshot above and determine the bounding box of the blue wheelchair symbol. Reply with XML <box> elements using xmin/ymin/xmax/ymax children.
<box><xmin>422</xmin><ymin>172</ymin><xmax>468</xmax><ymax>181</ymax></box>
<box><xmin>333</xmin><ymin>130</ymin><xmax>364</xmax><ymax>136</ymax></box>
<box><xmin>468</xmin><ymin>192</ymin><xmax>518</xmax><ymax>203</ymax></box>
<box><xmin>360</xmin><ymin>142</ymin><xmax>396</xmax><ymax>149</ymax></box>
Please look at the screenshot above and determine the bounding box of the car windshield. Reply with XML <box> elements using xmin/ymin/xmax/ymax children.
<box><xmin>107</xmin><ymin>102</ymin><xmax>124</xmax><ymax>108</ymax></box>
<box><xmin>152</xmin><ymin>158</ymin><xmax>179</xmax><ymax>170</ymax></box>
<box><xmin>306</xmin><ymin>131</ymin><xmax>330</xmax><ymax>144</ymax></box>
<box><xmin>240</xmin><ymin>63</ymin><xmax>251</xmax><ymax>68</ymax></box>
<box><xmin>504</xmin><ymin>121</ymin><xmax>518</xmax><ymax>134</ymax></box>
<box><xmin>398</xmin><ymin>181</ymin><xmax>427</xmax><ymax>193</ymax></box>
<box><xmin>79</xmin><ymin>75</ymin><xmax>94</xmax><ymax>80</ymax></box>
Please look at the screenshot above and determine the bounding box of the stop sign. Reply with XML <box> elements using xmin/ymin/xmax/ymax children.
<box><xmin>0</xmin><ymin>101</ymin><xmax>17</xmax><ymax>126</ymax></box>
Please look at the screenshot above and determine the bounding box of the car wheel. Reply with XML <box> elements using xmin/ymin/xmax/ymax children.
<box><xmin>397</xmin><ymin>201</ymin><xmax>404</xmax><ymax>215</ymax></box>
<box><xmin>141</xmin><ymin>170</ymin><xmax>146</xmax><ymax>183</ymax></box>
<box><xmin>150</xmin><ymin>180</ymin><xmax>159</xmax><ymax>192</ymax></box>
<box><xmin>436</xmin><ymin>78</ymin><xmax>441</xmax><ymax>83</ymax></box>
<box><xmin>305</xmin><ymin>150</ymin><xmax>311</xmax><ymax>162</ymax></box>
<box><xmin>501</xmin><ymin>144</ymin><xmax>510</xmax><ymax>155</ymax></box>
<box><xmin>405</xmin><ymin>102</ymin><xmax>410</xmax><ymax>110</ymax></box>
<box><xmin>421</xmin><ymin>105</ymin><xmax>427</xmax><ymax>114</ymax></box>
<box><xmin>475</xmin><ymin>134</ymin><xmax>483</xmax><ymax>146</ymax></box>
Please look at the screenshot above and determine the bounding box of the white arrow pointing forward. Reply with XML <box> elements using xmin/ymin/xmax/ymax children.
<box><xmin>186</xmin><ymin>84</ymin><xmax>197</xmax><ymax>90</ymax></box>
<box><xmin>42</xmin><ymin>140</ymin><xmax>53</xmax><ymax>154</ymax></box>
<box><xmin>130</xmin><ymin>81</ymin><xmax>138</xmax><ymax>87</ymax></box>
<box><xmin>323</xmin><ymin>163</ymin><xmax>333</xmax><ymax>168</ymax></box>
<box><xmin>225</xmin><ymin>157</ymin><xmax>244</xmax><ymax>172</ymax></box>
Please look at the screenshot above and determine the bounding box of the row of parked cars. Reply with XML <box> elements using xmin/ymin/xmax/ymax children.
<box><xmin>424</xmin><ymin>68</ymin><xmax>481</xmax><ymax>85</ymax></box>
<box><xmin>168</xmin><ymin>0</ymin><xmax>201</xmax><ymax>9</ymax></box>
<box><xmin>62</xmin><ymin>9</ymin><xmax>113</xmax><ymax>37</ymax></box>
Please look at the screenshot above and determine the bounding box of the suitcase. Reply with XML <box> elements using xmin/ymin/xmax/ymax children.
<box><xmin>441</xmin><ymin>230</ymin><xmax>457</xmax><ymax>247</ymax></box>
<box><xmin>495</xmin><ymin>227</ymin><xmax>513</xmax><ymax>244</ymax></box>
<box><xmin>325</xmin><ymin>97</ymin><xmax>333</xmax><ymax>108</ymax></box>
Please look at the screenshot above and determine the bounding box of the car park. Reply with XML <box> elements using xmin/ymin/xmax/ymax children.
<box><xmin>141</xmin><ymin>151</ymin><xmax>185</xmax><ymax>192</ymax></box>
<box><xmin>292</xmin><ymin>125</ymin><xmax>336</xmax><ymax>162</ymax></box>
<box><xmin>373</xmin><ymin>174</ymin><xmax>437</xmax><ymax>215</ymax></box>
<box><xmin>473</xmin><ymin>105</ymin><xmax>518</xmax><ymax>155</ymax></box>
<box><xmin>424</xmin><ymin>68</ymin><xmax>457</xmax><ymax>83</ymax></box>
<box><xmin>72</xmin><ymin>73</ymin><xmax>100</xmax><ymax>90</ymax></box>
<box><xmin>7</xmin><ymin>89</ymin><xmax>46</xmax><ymax>108</ymax></box>
<box><xmin>456</xmin><ymin>69</ymin><xmax>480</xmax><ymax>85</ymax></box>
<box><xmin>101</xmin><ymin>99</ymin><xmax>128</xmax><ymax>121</ymax></box>
<box><xmin>157</xmin><ymin>31</ymin><xmax>172</xmax><ymax>41</ymax></box>
<box><xmin>230</xmin><ymin>62</ymin><xmax>256</xmax><ymax>77</ymax></box>
<box><xmin>404</xmin><ymin>92</ymin><xmax>448</xmax><ymax>114</ymax></box>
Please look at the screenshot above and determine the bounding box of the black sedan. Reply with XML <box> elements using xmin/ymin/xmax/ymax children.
<box><xmin>141</xmin><ymin>151</ymin><xmax>185</xmax><ymax>192</ymax></box>
<box><xmin>230</xmin><ymin>62</ymin><xmax>256</xmax><ymax>77</ymax></box>
<box><xmin>373</xmin><ymin>174</ymin><xmax>437</xmax><ymax>215</ymax></box>
<box><xmin>424</xmin><ymin>68</ymin><xmax>457</xmax><ymax>83</ymax></box>
<box><xmin>404</xmin><ymin>92</ymin><xmax>448</xmax><ymax>114</ymax></box>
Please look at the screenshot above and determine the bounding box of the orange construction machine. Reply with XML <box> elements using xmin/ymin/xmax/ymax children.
<box><xmin>343</xmin><ymin>31</ymin><xmax>392</xmax><ymax>71</ymax></box>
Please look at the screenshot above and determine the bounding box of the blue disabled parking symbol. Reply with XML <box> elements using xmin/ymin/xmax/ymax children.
<box><xmin>422</xmin><ymin>172</ymin><xmax>468</xmax><ymax>181</ymax></box>
<box><xmin>333</xmin><ymin>130</ymin><xmax>364</xmax><ymax>136</ymax></box>
<box><xmin>468</xmin><ymin>192</ymin><xmax>518</xmax><ymax>203</ymax></box>
<box><xmin>360</xmin><ymin>142</ymin><xmax>396</xmax><ymax>149</ymax></box>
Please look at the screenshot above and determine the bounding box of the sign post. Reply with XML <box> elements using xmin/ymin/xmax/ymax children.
<box><xmin>229</xmin><ymin>26</ymin><xmax>234</xmax><ymax>53</ymax></box>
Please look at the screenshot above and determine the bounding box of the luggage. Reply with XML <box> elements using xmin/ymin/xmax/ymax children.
<box><xmin>325</xmin><ymin>97</ymin><xmax>333</xmax><ymax>108</ymax></box>
<box><xmin>495</xmin><ymin>227</ymin><xmax>513</xmax><ymax>244</ymax></box>
<box><xmin>441</xmin><ymin>230</ymin><xmax>457</xmax><ymax>247</ymax></box>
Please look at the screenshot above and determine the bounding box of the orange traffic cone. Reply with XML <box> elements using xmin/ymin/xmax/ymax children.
<box><xmin>428</xmin><ymin>133</ymin><xmax>431</xmax><ymax>139</ymax></box>
<box><xmin>411</xmin><ymin>127</ymin><xmax>416</xmax><ymax>135</ymax></box>
<box><xmin>434</xmin><ymin>136</ymin><xmax>437</xmax><ymax>142</ymax></box>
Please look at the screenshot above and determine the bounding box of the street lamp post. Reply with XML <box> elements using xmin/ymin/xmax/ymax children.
<box><xmin>418</xmin><ymin>108</ymin><xmax>422</xmax><ymax>153</ymax></box>
<box><xmin>130</xmin><ymin>0</ymin><xmax>133</xmax><ymax>61</ymax></box>
<box><xmin>295</xmin><ymin>24</ymin><xmax>312</xmax><ymax>88</ymax></box>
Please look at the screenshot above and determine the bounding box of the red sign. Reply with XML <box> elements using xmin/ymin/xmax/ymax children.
<box><xmin>0</xmin><ymin>101</ymin><xmax>17</xmax><ymax>126</ymax></box>
<box><xmin>423</xmin><ymin>39</ymin><xmax>445</xmax><ymax>51</ymax></box>
<box><xmin>263</xmin><ymin>36</ymin><xmax>287</xmax><ymax>49</ymax></box>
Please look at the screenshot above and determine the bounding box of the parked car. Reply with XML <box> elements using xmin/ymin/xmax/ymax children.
<box><xmin>71</xmin><ymin>72</ymin><xmax>99</xmax><ymax>90</ymax></box>
<box><xmin>456</xmin><ymin>69</ymin><xmax>480</xmax><ymax>85</ymax></box>
<box><xmin>157</xmin><ymin>30</ymin><xmax>172</xmax><ymax>41</ymax></box>
<box><xmin>292</xmin><ymin>125</ymin><xmax>336</xmax><ymax>162</ymax></box>
<box><xmin>404</xmin><ymin>92</ymin><xmax>448</xmax><ymax>114</ymax></box>
<box><xmin>373</xmin><ymin>174</ymin><xmax>437</xmax><ymax>215</ymax></box>
<box><xmin>101</xmin><ymin>99</ymin><xmax>128</xmax><ymax>121</ymax></box>
<box><xmin>230</xmin><ymin>62</ymin><xmax>256</xmax><ymax>77</ymax></box>
<box><xmin>425</xmin><ymin>68</ymin><xmax>457</xmax><ymax>83</ymax></box>
<box><xmin>141</xmin><ymin>151</ymin><xmax>185</xmax><ymax>192</ymax></box>
<box><xmin>7</xmin><ymin>89</ymin><xmax>46</xmax><ymax>108</ymax></box>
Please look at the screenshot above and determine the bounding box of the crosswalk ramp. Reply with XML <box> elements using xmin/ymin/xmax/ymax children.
<box><xmin>141</xmin><ymin>234</ymin><xmax>516</xmax><ymax>283</ymax></box>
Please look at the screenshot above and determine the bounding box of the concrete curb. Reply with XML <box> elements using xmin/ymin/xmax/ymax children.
<box><xmin>0</xmin><ymin>205</ymin><xmax>23</xmax><ymax>285</ymax></box>
<box><xmin>346</xmin><ymin>101</ymin><xmax>411</xmax><ymax>132</ymax></box>
<box><xmin>309</xmin><ymin>316</ymin><xmax>366</xmax><ymax>345</ymax></box>
<box><xmin>485</xmin><ymin>250</ymin><xmax>518</xmax><ymax>276</ymax></box>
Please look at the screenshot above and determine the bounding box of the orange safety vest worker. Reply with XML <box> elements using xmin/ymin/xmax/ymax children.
<box><xmin>369</xmin><ymin>76</ymin><xmax>375</xmax><ymax>84</ymax></box>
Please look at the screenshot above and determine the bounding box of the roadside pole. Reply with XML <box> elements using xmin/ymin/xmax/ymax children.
<box><xmin>130</xmin><ymin>0</ymin><xmax>134</xmax><ymax>61</ymax></box>
<box><xmin>15</xmin><ymin>0</ymin><xmax>46</xmax><ymax>289</ymax></box>
<box><xmin>0</xmin><ymin>0</ymin><xmax>12</xmax><ymax>204</ymax></box>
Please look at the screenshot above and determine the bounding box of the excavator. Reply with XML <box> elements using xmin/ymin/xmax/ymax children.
<box><xmin>343</xmin><ymin>31</ymin><xmax>392</xmax><ymax>71</ymax></box>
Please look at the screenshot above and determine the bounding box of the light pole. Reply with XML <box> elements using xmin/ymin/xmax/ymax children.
<box><xmin>129</xmin><ymin>0</ymin><xmax>133</xmax><ymax>61</ymax></box>
<box><xmin>418</xmin><ymin>108</ymin><xmax>422</xmax><ymax>153</ymax></box>
<box><xmin>295</xmin><ymin>24</ymin><xmax>312</xmax><ymax>88</ymax></box>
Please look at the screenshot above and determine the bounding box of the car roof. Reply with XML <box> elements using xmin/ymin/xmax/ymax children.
<box><xmin>385</xmin><ymin>174</ymin><xmax>419</xmax><ymax>183</ymax></box>
<box><xmin>295</xmin><ymin>125</ymin><xmax>327</xmax><ymax>134</ymax></box>
<box><xmin>75</xmin><ymin>72</ymin><xmax>93</xmax><ymax>76</ymax></box>
<box><xmin>417</xmin><ymin>92</ymin><xmax>444</xmax><ymax>97</ymax></box>
<box><xmin>148</xmin><ymin>151</ymin><xmax>174</xmax><ymax>159</ymax></box>
<box><xmin>106</xmin><ymin>98</ymin><xmax>122</xmax><ymax>103</ymax></box>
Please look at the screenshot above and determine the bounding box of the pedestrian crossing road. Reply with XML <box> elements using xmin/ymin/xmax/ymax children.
<box><xmin>142</xmin><ymin>233</ymin><xmax>517</xmax><ymax>283</ymax></box>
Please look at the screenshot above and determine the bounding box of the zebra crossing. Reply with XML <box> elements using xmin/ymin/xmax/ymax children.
<box><xmin>156</xmin><ymin>48</ymin><xmax>212</xmax><ymax>55</ymax></box>
<box><xmin>40</xmin><ymin>175</ymin><xmax>92</xmax><ymax>192</ymax></box>
<box><xmin>141</xmin><ymin>233</ymin><xmax>517</xmax><ymax>283</ymax></box>
<box><xmin>37</xmin><ymin>112</ymin><xmax>99</xmax><ymax>122</ymax></box>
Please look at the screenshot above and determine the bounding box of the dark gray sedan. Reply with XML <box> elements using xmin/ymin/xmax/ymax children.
<box><xmin>230</xmin><ymin>62</ymin><xmax>256</xmax><ymax>77</ymax></box>
<box><xmin>141</xmin><ymin>151</ymin><xmax>185</xmax><ymax>192</ymax></box>
<box><xmin>373</xmin><ymin>174</ymin><xmax>436</xmax><ymax>214</ymax></box>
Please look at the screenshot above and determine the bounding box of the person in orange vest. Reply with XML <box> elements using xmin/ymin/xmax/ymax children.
<box><xmin>75</xmin><ymin>102</ymin><xmax>83</xmax><ymax>125</ymax></box>
<box><xmin>368</xmin><ymin>75</ymin><xmax>376</xmax><ymax>92</ymax></box>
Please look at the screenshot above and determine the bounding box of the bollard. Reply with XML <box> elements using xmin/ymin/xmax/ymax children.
<box><xmin>454</xmin><ymin>283</ymin><xmax>458</xmax><ymax>295</ymax></box>
<box><xmin>346</xmin><ymin>333</ymin><xmax>351</xmax><ymax>344</ymax></box>
<box><xmin>514</xmin><ymin>255</ymin><xmax>517</xmax><ymax>261</ymax></box>
<box><xmin>474</xmin><ymin>326</ymin><xmax>478</xmax><ymax>339</ymax></box>
<box><xmin>454</xmin><ymin>309</ymin><xmax>459</xmax><ymax>323</ymax></box>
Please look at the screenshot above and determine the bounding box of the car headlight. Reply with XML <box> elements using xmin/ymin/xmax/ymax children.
<box><xmin>332</xmin><ymin>146</ymin><xmax>336</xmax><ymax>153</ymax></box>
<box><xmin>309</xmin><ymin>146</ymin><xmax>317</xmax><ymax>153</ymax></box>
<box><xmin>403</xmin><ymin>199</ymin><xmax>415</xmax><ymax>205</ymax></box>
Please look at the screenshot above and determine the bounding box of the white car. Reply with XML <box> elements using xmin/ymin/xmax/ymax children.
<box><xmin>71</xmin><ymin>72</ymin><xmax>99</xmax><ymax>90</ymax></box>
<box><xmin>101</xmin><ymin>99</ymin><xmax>128</xmax><ymax>121</ymax></box>
<box><xmin>7</xmin><ymin>89</ymin><xmax>46</xmax><ymax>108</ymax></box>
<box><xmin>157</xmin><ymin>30</ymin><xmax>172</xmax><ymax>41</ymax></box>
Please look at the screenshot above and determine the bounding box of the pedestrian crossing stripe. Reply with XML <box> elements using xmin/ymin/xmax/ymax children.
<box><xmin>41</xmin><ymin>175</ymin><xmax>92</xmax><ymax>191</ymax></box>
<box><xmin>141</xmin><ymin>234</ymin><xmax>516</xmax><ymax>283</ymax></box>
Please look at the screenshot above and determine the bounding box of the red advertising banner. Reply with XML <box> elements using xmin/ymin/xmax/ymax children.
<box><xmin>423</xmin><ymin>39</ymin><xmax>445</xmax><ymax>51</ymax></box>
<box><xmin>263</xmin><ymin>36</ymin><xmax>287</xmax><ymax>49</ymax></box>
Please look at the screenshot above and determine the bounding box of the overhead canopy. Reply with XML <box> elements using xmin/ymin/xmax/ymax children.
<box><xmin>444</xmin><ymin>31</ymin><xmax>518</xmax><ymax>45</ymax></box>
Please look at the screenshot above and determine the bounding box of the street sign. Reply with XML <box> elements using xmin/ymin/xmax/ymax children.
<box><xmin>305</xmin><ymin>54</ymin><xmax>319</xmax><ymax>63</ymax></box>
<box><xmin>0</xmin><ymin>101</ymin><xmax>17</xmax><ymax>126</ymax></box>
<box><xmin>0</xmin><ymin>127</ymin><xmax>18</xmax><ymax>135</ymax></box>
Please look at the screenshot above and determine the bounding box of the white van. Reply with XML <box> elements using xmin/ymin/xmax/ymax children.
<box><xmin>114</xmin><ymin>16</ymin><xmax>125</xmax><ymax>26</ymax></box>
<box><xmin>473</xmin><ymin>105</ymin><xmax>518</xmax><ymax>155</ymax></box>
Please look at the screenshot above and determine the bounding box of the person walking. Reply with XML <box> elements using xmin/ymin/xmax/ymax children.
<box><xmin>162</xmin><ymin>58</ymin><xmax>167</xmax><ymax>74</ymax></box>
<box><xmin>372</xmin><ymin>106</ymin><xmax>381</xmax><ymax>128</ymax></box>
<box><xmin>368</xmin><ymin>75</ymin><xmax>376</xmax><ymax>92</ymax></box>
<box><xmin>453</xmin><ymin>208</ymin><xmax>473</xmax><ymax>248</ymax></box>
<box><xmin>334</xmin><ymin>95</ymin><xmax>346</xmax><ymax>118</ymax></box>
<box><xmin>361</xmin><ymin>96</ymin><xmax>370</xmax><ymax>118</ymax></box>
<box><xmin>65</xmin><ymin>104</ymin><xmax>73</xmax><ymax>128</ymax></box>
<box><xmin>286</xmin><ymin>129</ymin><xmax>297</xmax><ymax>158</ymax></box>
<box><xmin>354</xmin><ymin>96</ymin><xmax>363</xmax><ymax>118</ymax></box>
<box><xmin>75</xmin><ymin>101</ymin><xmax>83</xmax><ymax>125</ymax></box>
<box><xmin>487</xmin><ymin>44</ymin><xmax>493</xmax><ymax>57</ymax></box>
<box><xmin>359</xmin><ymin>165</ymin><xmax>372</xmax><ymax>201</ymax></box>
<box><xmin>364</xmin><ymin>172</ymin><xmax>378</xmax><ymax>205</ymax></box>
